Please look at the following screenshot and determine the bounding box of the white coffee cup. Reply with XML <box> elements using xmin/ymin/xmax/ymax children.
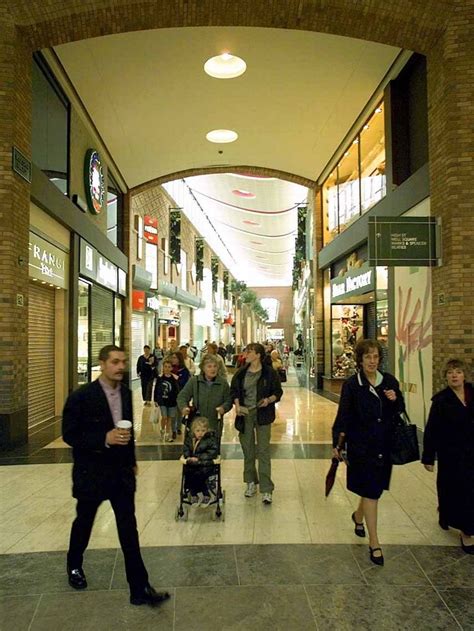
<box><xmin>117</xmin><ymin>420</ymin><xmax>132</xmax><ymax>430</ymax></box>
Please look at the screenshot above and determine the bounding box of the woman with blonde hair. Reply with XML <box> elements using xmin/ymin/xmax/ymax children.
<box><xmin>422</xmin><ymin>358</ymin><xmax>474</xmax><ymax>553</ymax></box>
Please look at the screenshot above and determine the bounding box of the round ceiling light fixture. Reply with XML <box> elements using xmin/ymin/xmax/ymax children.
<box><xmin>206</xmin><ymin>129</ymin><xmax>238</xmax><ymax>143</ymax></box>
<box><xmin>232</xmin><ymin>189</ymin><xmax>256</xmax><ymax>198</ymax></box>
<box><xmin>243</xmin><ymin>219</ymin><xmax>260</xmax><ymax>226</ymax></box>
<box><xmin>204</xmin><ymin>53</ymin><xmax>247</xmax><ymax>79</ymax></box>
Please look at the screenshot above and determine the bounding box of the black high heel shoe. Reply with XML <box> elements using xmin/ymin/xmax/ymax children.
<box><xmin>351</xmin><ymin>512</ymin><xmax>366</xmax><ymax>537</ymax></box>
<box><xmin>369</xmin><ymin>547</ymin><xmax>384</xmax><ymax>566</ymax></box>
<box><xmin>460</xmin><ymin>535</ymin><xmax>474</xmax><ymax>555</ymax></box>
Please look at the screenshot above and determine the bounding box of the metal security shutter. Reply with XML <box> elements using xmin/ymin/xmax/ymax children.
<box><xmin>90</xmin><ymin>284</ymin><xmax>114</xmax><ymax>366</ymax></box>
<box><xmin>28</xmin><ymin>281</ymin><xmax>55</xmax><ymax>428</ymax></box>
<box><xmin>366</xmin><ymin>301</ymin><xmax>376</xmax><ymax>340</ymax></box>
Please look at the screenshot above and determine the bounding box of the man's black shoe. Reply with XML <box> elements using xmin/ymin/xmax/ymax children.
<box><xmin>130</xmin><ymin>585</ymin><xmax>171</xmax><ymax>607</ymax></box>
<box><xmin>68</xmin><ymin>567</ymin><xmax>87</xmax><ymax>590</ymax></box>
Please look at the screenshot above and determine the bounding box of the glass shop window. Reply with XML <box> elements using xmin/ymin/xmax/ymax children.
<box><xmin>360</xmin><ymin>103</ymin><xmax>386</xmax><ymax>213</ymax></box>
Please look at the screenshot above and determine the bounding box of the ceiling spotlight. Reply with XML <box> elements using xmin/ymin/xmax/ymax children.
<box><xmin>375</xmin><ymin>106</ymin><xmax>382</xmax><ymax>114</ymax></box>
<box><xmin>251</xmin><ymin>241</ymin><xmax>263</xmax><ymax>245</ymax></box>
<box><xmin>204</xmin><ymin>53</ymin><xmax>247</xmax><ymax>79</ymax></box>
<box><xmin>243</xmin><ymin>220</ymin><xmax>260</xmax><ymax>226</ymax></box>
<box><xmin>206</xmin><ymin>129</ymin><xmax>238</xmax><ymax>143</ymax></box>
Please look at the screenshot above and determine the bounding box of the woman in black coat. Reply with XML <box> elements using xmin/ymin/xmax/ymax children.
<box><xmin>332</xmin><ymin>339</ymin><xmax>405</xmax><ymax>565</ymax></box>
<box><xmin>422</xmin><ymin>359</ymin><xmax>474</xmax><ymax>554</ymax></box>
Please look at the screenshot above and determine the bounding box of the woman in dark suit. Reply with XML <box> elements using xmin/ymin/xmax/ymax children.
<box><xmin>332</xmin><ymin>339</ymin><xmax>405</xmax><ymax>565</ymax></box>
<box><xmin>422</xmin><ymin>359</ymin><xmax>474</xmax><ymax>553</ymax></box>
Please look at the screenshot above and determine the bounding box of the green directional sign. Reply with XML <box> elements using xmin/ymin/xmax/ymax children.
<box><xmin>368</xmin><ymin>216</ymin><xmax>439</xmax><ymax>266</ymax></box>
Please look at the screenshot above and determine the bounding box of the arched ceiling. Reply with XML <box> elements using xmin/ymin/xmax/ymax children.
<box><xmin>52</xmin><ymin>26</ymin><xmax>400</xmax><ymax>285</ymax></box>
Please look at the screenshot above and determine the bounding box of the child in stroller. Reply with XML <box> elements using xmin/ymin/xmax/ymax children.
<box><xmin>183</xmin><ymin>417</ymin><xmax>218</xmax><ymax>507</ymax></box>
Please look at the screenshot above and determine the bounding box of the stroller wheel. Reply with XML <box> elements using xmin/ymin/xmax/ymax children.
<box><xmin>213</xmin><ymin>504</ymin><xmax>225</xmax><ymax>521</ymax></box>
<box><xmin>175</xmin><ymin>505</ymin><xmax>188</xmax><ymax>522</ymax></box>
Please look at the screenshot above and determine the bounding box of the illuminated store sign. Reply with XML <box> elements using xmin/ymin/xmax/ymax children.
<box><xmin>79</xmin><ymin>238</ymin><xmax>125</xmax><ymax>294</ymax></box>
<box><xmin>84</xmin><ymin>149</ymin><xmax>105</xmax><ymax>215</ymax></box>
<box><xmin>331</xmin><ymin>263</ymin><xmax>375</xmax><ymax>302</ymax></box>
<box><xmin>28</xmin><ymin>232</ymin><xmax>68</xmax><ymax>289</ymax></box>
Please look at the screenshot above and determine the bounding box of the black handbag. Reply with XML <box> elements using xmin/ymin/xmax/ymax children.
<box><xmin>390</xmin><ymin>411</ymin><xmax>420</xmax><ymax>465</ymax></box>
<box><xmin>278</xmin><ymin>368</ymin><xmax>287</xmax><ymax>383</ymax></box>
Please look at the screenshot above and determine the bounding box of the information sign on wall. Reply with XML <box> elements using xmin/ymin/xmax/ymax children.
<box><xmin>368</xmin><ymin>216</ymin><xmax>439</xmax><ymax>266</ymax></box>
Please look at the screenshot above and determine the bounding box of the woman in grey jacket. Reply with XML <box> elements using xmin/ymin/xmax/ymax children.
<box><xmin>177</xmin><ymin>356</ymin><xmax>232</xmax><ymax>433</ymax></box>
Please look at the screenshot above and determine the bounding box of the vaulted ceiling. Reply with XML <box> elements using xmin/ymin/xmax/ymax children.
<box><xmin>54</xmin><ymin>26</ymin><xmax>400</xmax><ymax>285</ymax></box>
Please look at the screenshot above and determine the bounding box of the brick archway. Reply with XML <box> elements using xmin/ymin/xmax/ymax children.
<box><xmin>131</xmin><ymin>165</ymin><xmax>316</xmax><ymax>196</ymax></box>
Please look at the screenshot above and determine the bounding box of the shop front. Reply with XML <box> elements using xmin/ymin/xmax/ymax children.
<box><xmin>78</xmin><ymin>238</ymin><xmax>127</xmax><ymax>384</ymax></box>
<box><xmin>28</xmin><ymin>207</ymin><xmax>70</xmax><ymax>429</ymax></box>
<box><xmin>323</xmin><ymin>260</ymin><xmax>388</xmax><ymax>397</ymax></box>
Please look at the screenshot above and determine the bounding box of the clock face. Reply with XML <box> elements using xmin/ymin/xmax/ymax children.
<box><xmin>85</xmin><ymin>149</ymin><xmax>105</xmax><ymax>214</ymax></box>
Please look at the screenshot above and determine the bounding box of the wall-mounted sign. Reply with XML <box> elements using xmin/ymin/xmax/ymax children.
<box><xmin>368</xmin><ymin>216</ymin><xmax>439</xmax><ymax>266</ymax></box>
<box><xmin>12</xmin><ymin>146</ymin><xmax>32</xmax><ymax>183</ymax></box>
<box><xmin>29</xmin><ymin>232</ymin><xmax>68</xmax><ymax>289</ymax></box>
<box><xmin>79</xmin><ymin>239</ymin><xmax>120</xmax><ymax>293</ymax></box>
<box><xmin>84</xmin><ymin>149</ymin><xmax>105</xmax><ymax>215</ymax></box>
<box><xmin>118</xmin><ymin>269</ymin><xmax>127</xmax><ymax>297</ymax></box>
<box><xmin>132</xmin><ymin>290</ymin><xmax>146</xmax><ymax>311</ymax></box>
<box><xmin>146</xmin><ymin>296</ymin><xmax>160</xmax><ymax>311</ymax></box>
<box><xmin>144</xmin><ymin>216</ymin><xmax>158</xmax><ymax>244</ymax></box>
<box><xmin>158</xmin><ymin>305</ymin><xmax>180</xmax><ymax>325</ymax></box>
<box><xmin>331</xmin><ymin>262</ymin><xmax>375</xmax><ymax>302</ymax></box>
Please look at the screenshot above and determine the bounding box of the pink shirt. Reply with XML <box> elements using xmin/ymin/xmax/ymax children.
<box><xmin>99</xmin><ymin>377</ymin><xmax>123</xmax><ymax>427</ymax></box>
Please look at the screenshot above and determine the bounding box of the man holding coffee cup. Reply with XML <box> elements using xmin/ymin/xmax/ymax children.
<box><xmin>62</xmin><ymin>344</ymin><xmax>170</xmax><ymax>607</ymax></box>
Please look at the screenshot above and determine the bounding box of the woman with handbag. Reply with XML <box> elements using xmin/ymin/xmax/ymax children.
<box><xmin>177</xmin><ymin>356</ymin><xmax>232</xmax><ymax>435</ymax></box>
<box><xmin>332</xmin><ymin>338</ymin><xmax>405</xmax><ymax>566</ymax></box>
<box><xmin>230</xmin><ymin>343</ymin><xmax>283</xmax><ymax>505</ymax></box>
<box><xmin>422</xmin><ymin>358</ymin><xmax>474</xmax><ymax>553</ymax></box>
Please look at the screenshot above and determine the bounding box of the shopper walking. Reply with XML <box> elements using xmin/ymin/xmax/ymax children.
<box><xmin>178</xmin><ymin>356</ymin><xmax>232</xmax><ymax>433</ymax></box>
<box><xmin>422</xmin><ymin>358</ymin><xmax>474</xmax><ymax>553</ymax></box>
<box><xmin>62</xmin><ymin>345</ymin><xmax>170</xmax><ymax>607</ymax></box>
<box><xmin>230</xmin><ymin>342</ymin><xmax>283</xmax><ymax>505</ymax></box>
<box><xmin>332</xmin><ymin>338</ymin><xmax>405</xmax><ymax>566</ymax></box>
<box><xmin>136</xmin><ymin>345</ymin><xmax>155</xmax><ymax>402</ymax></box>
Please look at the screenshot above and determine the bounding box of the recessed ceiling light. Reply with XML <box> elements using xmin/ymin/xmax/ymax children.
<box><xmin>206</xmin><ymin>129</ymin><xmax>238</xmax><ymax>143</ymax></box>
<box><xmin>251</xmin><ymin>241</ymin><xmax>263</xmax><ymax>245</ymax></box>
<box><xmin>375</xmin><ymin>106</ymin><xmax>382</xmax><ymax>114</ymax></box>
<box><xmin>232</xmin><ymin>189</ymin><xmax>256</xmax><ymax>198</ymax></box>
<box><xmin>363</xmin><ymin>124</ymin><xmax>370</xmax><ymax>130</ymax></box>
<box><xmin>243</xmin><ymin>220</ymin><xmax>260</xmax><ymax>226</ymax></box>
<box><xmin>204</xmin><ymin>53</ymin><xmax>247</xmax><ymax>79</ymax></box>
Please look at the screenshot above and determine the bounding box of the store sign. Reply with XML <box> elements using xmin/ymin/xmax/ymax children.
<box><xmin>331</xmin><ymin>263</ymin><xmax>375</xmax><ymax>302</ymax></box>
<box><xmin>84</xmin><ymin>149</ymin><xmax>105</xmax><ymax>215</ymax></box>
<box><xmin>28</xmin><ymin>232</ymin><xmax>67</xmax><ymax>289</ymax></box>
<box><xmin>132</xmin><ymin>290</ymin><xmax>146</xmax><ymax>311</ymax></box>
<box><xmin>146</xmin><ymin>296</ymin><xmax>160</xmax><ymax>311</ymax></box>
<box><xmin>144</xmin><ymin>216</ymin><xmax>158</xmax><ymax>245</ymax></box>
<box><xmin>12</xmin><ymin>146</ymin><xmax>32</xmax><ymax>183</ymax></box>
<box><xmin>79</xmin><ymin>239</ymin><xmax>119</xmax><ymax>292</ymax></box>
<box><xmin>158</xmin><ymin>306</ymin><xmax>180</xmax><ymax>325</ymax></box>
<box><xmin>118</xmin><ymin>269</ymin><xmax>127</xmax><ymax>297</ymax></box>
<box><xmin>368</xmin><ymin>216</ymin><xmax>439</xmax><ymax>266</ymax></box>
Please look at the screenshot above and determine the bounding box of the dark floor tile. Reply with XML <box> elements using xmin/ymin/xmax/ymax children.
<box><xmin>235</xmin><ymin>544</ymin><xmax>364</xmax><ymax>586</ymax></box>
<box><xmin>112</xmin><ymin>545</ymin><xmax>239</xmax><ymax>589</ymax></box>
<box><xmin>439</xmin><ymin>588</ymin><xmax>474</xmax><ymax>629</ymax></box>
<box><xmin>0</xmin><ymin>549</ymin><xmax>116</xmax><ymax>596</ymax></box>
<box><xmin>306</xmin><ymin>584</ymin><xmax>458</xmax><ymax>630</ymax></box>
<box><xmin>351</xmin><ymin>545</ymin><xmax>430</xmax><ymax>586</ymax></box>
<box><xmin>411</xmin><ymin>545</ymin><xmax>474</xmax><ymax>588</ymax></box>
<box><xmin>175</xmin><ymin>585</ymin><xmax>316</xmax><ymax>630</ymax></box>
<box><xmin>0</xmin><ymin>594</ymin><xmax>41</xmax><ymax>630</ymax></box>
<box><xmin>30</xmin><ymin>589</ymin><xmax>174</xmax><ymax>631</ymax></box>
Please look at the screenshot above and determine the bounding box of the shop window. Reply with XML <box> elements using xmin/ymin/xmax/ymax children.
<box><xmin>77</xmin><ymin>280</ymin><xmax>90</xmax><ymax>386</ymax></box>
<box><xmin>338</xmin><ymin>143</ymin><xmax>360</xmax><ymax>233</ymax></box>
<box><xmin>360</xmin><ymin>103</ymin><xmax>386</xmax><ymax>213</ymax></box>
<box><xmin>107</xmin><ymin>173</ymin><xmax>123</xmax><ymax>249</ymax></box>
<box><xmin>322</xmin><ymin>171</ymin><xmax>339</xmax><ymax>245</ymax></box>
<box><xmin>31</xmin><ymin>55</ymin><xmax>69</xmax><ymax>195</ymax></box>
<box><xmin>331</xmin><ymin>305</ymin><xmax>363</xmax><ymax>378</ymax></box>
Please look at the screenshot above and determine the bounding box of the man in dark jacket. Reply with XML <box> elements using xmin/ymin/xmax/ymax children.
<box><xmin>230</xmin><ymin>343</ymin><xmax>283</xmax><ymax>504</ymax></box>
<box><xmin>136</xmin><ymin>345</ymin><xmax>155</xmax><ymax>401</ymax></box>
<box><xmin>62</xmin><ymin>344</ymin><xmax>170</xmax><ymax>607</ymax></box>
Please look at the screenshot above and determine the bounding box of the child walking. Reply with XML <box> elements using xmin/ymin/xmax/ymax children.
<box><xmin>183</xmin><ymin>417</ymin><xmax>219</xmax><ymax>506</ymax></box>
<box><xmin>154</xmin><ymin>359</ymin><xmax>179</xmax><ymax>441</ymax></box>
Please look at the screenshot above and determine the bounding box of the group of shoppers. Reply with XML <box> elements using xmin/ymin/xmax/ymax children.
<box><xmin>333</xmin><ymin>338</ymin><xmax>474</xmax><ymax>565</ymax></box>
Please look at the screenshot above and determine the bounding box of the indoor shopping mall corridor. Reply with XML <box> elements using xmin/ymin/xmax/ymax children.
<box><xmin>0</xmin><ymin>370</ymin><xmax>472</xmax><ymax>629</ymax></box>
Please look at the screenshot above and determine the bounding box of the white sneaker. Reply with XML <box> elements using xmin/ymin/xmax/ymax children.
<box><xmin>262</xmin><ymin>493</ymin><xmax>272</xmax><ymax>504</ymax></box>
<box><xmin>244</xmin><ymin>482</ymin><xmax>257</xmax><ymax>497</ymax></box>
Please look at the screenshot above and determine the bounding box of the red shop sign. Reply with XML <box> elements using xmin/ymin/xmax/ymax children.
<box><xmin>132</xmin><ymin>290</ymin><xmax>146</xmax><ymax>311</ymax></box>
<box><xmin>144</xmin><ymin>215</ymin><xmax>158</xmax><ymax>245</ymax></box>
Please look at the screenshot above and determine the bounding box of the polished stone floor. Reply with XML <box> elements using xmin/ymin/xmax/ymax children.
<box><xmin>0</xmin><ymin>368</ymin><xmax>473</xmax><ymax>629</ymax></box>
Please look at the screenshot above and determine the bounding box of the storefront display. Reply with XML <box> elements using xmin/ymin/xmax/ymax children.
<box><xmin>331</xmin><ymin>305</ymin><xmax>363</xmax><ymax>378</ymax></box>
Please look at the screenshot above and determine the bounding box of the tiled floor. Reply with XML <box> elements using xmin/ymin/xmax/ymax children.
<box><xmin>0</xmin><ymin>368</ymin><xmax>472</xmax><ymax>629</ymax></box>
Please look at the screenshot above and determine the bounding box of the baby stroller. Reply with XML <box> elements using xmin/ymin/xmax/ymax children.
<box><xmin>174</xmin><ymin>415</ymin><xmax>225</xmax><ymax>522</ymax></box>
